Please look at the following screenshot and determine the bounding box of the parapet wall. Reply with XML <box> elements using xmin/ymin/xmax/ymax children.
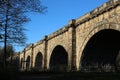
<box><xmin>76</xmin><ymin>0</ymin><xmax>120</xmax><ymax>25</ymax></box>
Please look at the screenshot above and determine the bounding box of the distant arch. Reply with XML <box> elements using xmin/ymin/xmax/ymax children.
<box><xmin>26</xmin><ymin>56</ymin><xmax>30</xmax><ymax>71</ymax></box>
<box><xmin>49</xmin><ymin>45</ymin><xmax>68</xmax><ymax>71</ymax></box>
<box><xmin>20</xmin><ymin>58</ymin><xmax>23</xmax><ymax>69</ymax></box>
<box><xmin>34</xmin><ymin>52</ymin><xmax>43</xmax><ymax>71</ymax></box>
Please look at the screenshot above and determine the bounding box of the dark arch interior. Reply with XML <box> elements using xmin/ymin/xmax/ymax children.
<box><xmin>50</xmin><ymin>45</ymin><xmax>68</xmax><ymax>71</ymax></box>
<box><xmin>81</xmin><ymin>29</ymin><xmax>120</xmax><ymax>72</ymax></box>
<box><xmin>34</xmin><ymin>52</ymin><xmax>43</xmax><ymax>71</ymax></box>
<box><xmin>26</xmin><ymin>56</ymin><xmax>30</xmax><ymax>71</ymax></box>
<box><xmin>20</xmin><ymin>58</ymin><xmax>23</xmax><ymax>69</ymax></box>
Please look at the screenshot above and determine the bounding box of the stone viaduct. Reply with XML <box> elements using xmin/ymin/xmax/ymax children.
<box><xmin>17</xmin><ymin>0</ymin><xmax>120</xmax><ymax>71</ymax></box>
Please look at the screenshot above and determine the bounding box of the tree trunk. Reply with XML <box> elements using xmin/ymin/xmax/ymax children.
<box><xmin>3</xmin><ymin>2</ymin><xmax>9</xmax><ymax>69</ymax></box>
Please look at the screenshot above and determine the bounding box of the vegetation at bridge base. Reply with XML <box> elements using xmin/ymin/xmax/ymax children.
<box><xmin>0</xmin><ymin>62</ymin><xmax>19</xmax><ymax>80</ymax></box>
<box><xmin>50</xmin><ymin>71</ymin><xmax>120</xmax><ymax>80</ymax></box>
<box><xmin>16</xmin><ymin>71</ymin><xmax>120</xmax><ymax>80</ymax></box>
<box><xmin>0</xmin><ymin>67</ymin><xmax>120</xmax><ymax>80</ymax></box>
<box><xmin>21</xmin><ymin>71</ymin><xmax>120</xmax><ymax>80</ymax></box>
<box><xmin>0</xmin><ymin>46</ymin><xmax>19</xmax><ymax>80</ymax></box>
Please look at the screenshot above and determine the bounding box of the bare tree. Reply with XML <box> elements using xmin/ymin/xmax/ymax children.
<box><xmin>0</xmin><ymin>0</ymin><xmax>47</xmax><ymax>68</ymax></box>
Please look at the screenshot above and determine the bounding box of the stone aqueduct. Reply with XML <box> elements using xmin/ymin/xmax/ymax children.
<box><xmin>17</xmin><ymin>0</ymin><xmax>120</xmax><ymax>71</ymax></box>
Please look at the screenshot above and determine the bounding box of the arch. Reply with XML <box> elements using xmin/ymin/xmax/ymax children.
<box><xmin>80</xmin><ymin>29</ymin><xmax>120</xmax><ymax>72</ymax></box>
<box><xmin>26</xmin><ymin>56</ymin><xmax>30</xmax><ymax>71</ymax></box>
<box><xmin>20</xmin><ymin>58</ymin><xmax>23</xmax><ymax>69</ymax></box>
<box><xmin>34</xmin><ymin>52</ymin><xmax>43</xmax><ymax>71</ymax></box>
<box><xmin>49</xmin><ymin>45</ymin><xmax>68</xmax><ymax>71</ymax></box>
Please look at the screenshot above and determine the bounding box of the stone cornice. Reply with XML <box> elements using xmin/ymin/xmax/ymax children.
<box><xmin>76</xmin><ymin>0</ymin><xmax>120</xmax><ymax>26</ymax></box>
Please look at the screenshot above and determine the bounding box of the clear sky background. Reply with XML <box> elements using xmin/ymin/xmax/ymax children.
<box><xmin>16</xmin><ymin>0</ymin><xmax>109</xmax><ymax>52</ymax></box>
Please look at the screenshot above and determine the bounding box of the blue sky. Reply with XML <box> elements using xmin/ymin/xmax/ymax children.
<box><xmin>16</xmin><ymin>0</ymin><xmax>108</xmax><ymax>52</ymax></box>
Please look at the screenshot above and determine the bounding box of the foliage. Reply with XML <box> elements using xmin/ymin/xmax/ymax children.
<box><xmin>0</xmin><ymin>0</ymin><xmax>47</xmax><ymax>68</ymax></box>
<box><xmin>0</xmin><ymin>0</ymin><xmax>47</xmax><ymax>46</ymax></box>
<box><xmin>0</xmin><ymin>45</ymin><xmax>14</xmax><ymax>61</ymax></box>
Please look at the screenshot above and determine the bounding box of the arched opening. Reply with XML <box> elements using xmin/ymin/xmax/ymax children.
<box><xmin>26</xmin><ymin>56</ymin><xmax>30</xmax><ymax>71</ymax></box>
<box><xmin>34</xmin><ymin>52</ymin><xmax>43</xmax><ymax>71</ymax></box>
<box><xmin>50</xmin><ymin>45</ymin><xmax>68</xmax><ymax>71</ymax></box>
<box><xmin>80</xmin><ymin>29</ymin><xmax>120</xmax><ymax>72</ymax></box>
<box><xmin>20</xmin><ymin>58</ymin><xmax>23</xmax><ymax>69</ymax></box>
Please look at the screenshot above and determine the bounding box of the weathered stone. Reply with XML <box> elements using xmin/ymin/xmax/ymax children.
<box><xmin>18</xmin><ymin>0</ymin><xmax>120</xmax><ymax>71</ymax></box>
